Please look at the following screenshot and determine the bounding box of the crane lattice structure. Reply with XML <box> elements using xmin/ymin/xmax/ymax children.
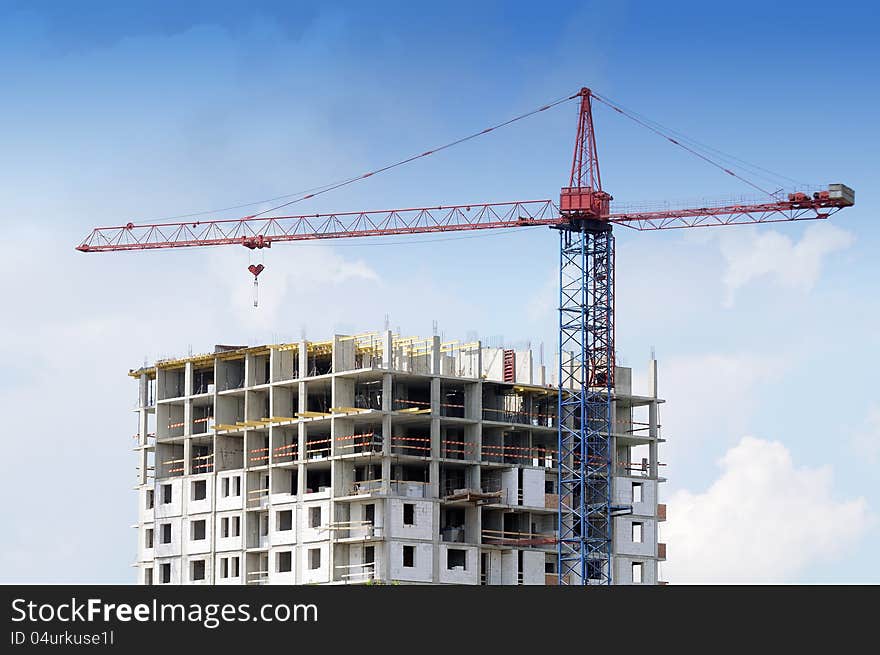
<box><xmin>77</xmin><ymin>86</ymin><xmax>855</xmax><ymax>585</ymax></box>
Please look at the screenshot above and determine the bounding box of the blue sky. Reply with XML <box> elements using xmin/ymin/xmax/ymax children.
<box><xmin>0</xmin><ymin>0</ymin><xmax>878</xmax><ymax>583</ymax></box>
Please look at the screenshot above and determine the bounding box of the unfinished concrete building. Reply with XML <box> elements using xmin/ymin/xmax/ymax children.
<box><xmin>132</xmin><ymin>332</ymin><xmax>665</xmax><ymax>585</ymax></box>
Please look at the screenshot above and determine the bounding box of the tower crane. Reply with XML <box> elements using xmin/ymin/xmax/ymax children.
<box><xmin>76</xmin><ymin>86</ymin><xmax>855</xmax><ymax>585</ymax></box>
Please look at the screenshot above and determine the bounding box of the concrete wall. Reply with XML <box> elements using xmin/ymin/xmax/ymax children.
<box><xmin>215</xmin><ymin>511</ymin><xmax>243</xmax><ymax>552</ymax></box>
<box><xmin>270</xmin><ymin>503</ymin><xmax>298</xmax><ymax>546</ymax></box>
<box><xmin>438</xmin><ymin>545</ymin><xmax>479</xmax><ymax>584</ymax></box>
<box><xmin>215</xmin><ymin>471</ymin><xmax>244</xmax><ymax>511</ymax></box>
<box><xmin>154</xmin><ymin>557</ymin><xmax>180</xmax><ymax>585</ymax></box>
<box><xmin>500</xmin><ymin>550</ymin><xmax>518</xmax><ymax>585</ymax></box>
<box><xmin>482</xmin><ymin>348</ymin><xmax>504</xmax><ymax>381</ymax></box>
<box><xmin>138</xmin><ymin>524</ymin><xmax>154</xmax><ymax>563</ymax></box>
<box><xmin>614</xmin><ymin>556</ymin><xmax>657</xmax><ymax>585</ymax></box>
<box><xmin>515</xmin><ymin>350</ymin><xmax>532</xmax><ymax>385</ymax></box>
<box><xmin>184</xmin><ymin>555</ymin><xmax>212</xmax><ymax>585</ymax></box>
<box><xmin>299</xmin><ymin>500</ymin><xmax>329</xmax><ymax>543</ymax></box>
<box><xmin>269</xmin><ymin>547</ymin><xmax>297</xmax><ymax>584</ymax></box>
<box><xmin>347</xmin><ymin>543</ymin><xmax>380</xmax><ymax>583</ymax></box>
<box><xmin>349</xmin><ymin>500</ymin><xmax>383</xmax><ymax>539</ymax></box>
<box><xmin>138</xmin><ymin>486</ymin><xmax>154</xmax><ymax>525</ymax></box>
<box><xmin>615</xmin><ymin>366</ymin><xmax>632</xmax><ymax>395</ymax></box>
<box><xmin>483</xmin><ymin>549</ymin><xmax>503</xmax><ymax>585</ymax></box>
<box><xmin>187</xmin><ymin>474</ymin><xmax>214</xmax><ymax>515</ymax></box>
<box><xmin>522</xmin><ymin>550</ymin><xmax>544</xmax><ymax>585</ymax></box>
<box><xmin>154</xmin><ymin>478</ymin><xmax>182</xmax><ymax>519</ymax></box>
<box><xmin>389</xmin><ymin>541</ymin><xmax>432</xmax><ymax>583</ymax></box>
<box><xmin>388</xmin><ymin>499</ymin><xmax>433</xmax><ymax>540</ymax></box>
<box><xmin>215</xmin><ymin>553</ymin><xmax>243</xmax><ymax>585</ymax></box>
<box><xmin>300</xmin><ymin>542</ymin><xmax>330</xmax><ymax>584</ymax></box>
<box><xmin>185</xmin><ymin>514</ymin><xmax>213</xmax><ymax>555</ymax></box>
<box><xmin>522</xmin><ymin>468</ymin><xmax>544</xmax><ymax>507</ymax></box>
<box><xmin>153</xmin><ymin>517</ymin><xmax>182</xmax><ymax>559</ymax></box>
<box><xmin>612</xmin><ymin>476</ymin><xmax>657</xmax><ymax>515</ymax></box>
<box><xmin>613</xmin><ymin>517</ymin><xmax>656</xmax><ymax>558</ymax></box>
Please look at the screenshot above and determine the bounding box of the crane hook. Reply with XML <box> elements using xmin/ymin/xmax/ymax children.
<box><xmin>248</xmin><ymin>263</ymin><xmax>265</xmax><ymax>308</ymax></box>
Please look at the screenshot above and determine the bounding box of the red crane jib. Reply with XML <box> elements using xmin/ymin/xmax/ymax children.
<box><xmin>74</xmin><ymin>82</ymin><xmax>853</xmax><ymax>253</ymax></box>
<box><xmin>75</xmin><ymin>190</ymin><xmax>853</xmax><ymax>252</ymax></box>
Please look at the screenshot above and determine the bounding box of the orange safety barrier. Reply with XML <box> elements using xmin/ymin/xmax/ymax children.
<box><xmin>162</xmin><ymin>458</ymin><xmax>185</xmax><ymax>474</ymax></box>
<box><xmin>393</xmin><ymin>398</ymin><xmax>470</xmax><ymax>411</ymax></box>
<box><xmin>483</xmin><ymin>454</ymin><xmax>554</xmax><ymax>462</ymax></box>
<box><xmin>190</xmin><ymin>453</ymin><xmax>215</xmax><ymax>472</ymax></box>
<box><xmin>482</xmin><ymin>406</ymin><xmax>558</xmax><ymax>420</ymax></box>
<box><xmin>273</xmin><ymin>443</ymin><xmax>299</xmax><ymax>461</ymax></box>
<box><xmin>305</xmin><ymin>437</ymin><xmax>332</xmax><ymax>456</ymax></box>
<box><xmin>166</xmin><ymin>416</ymin><xmax>213</xmax><ymax>430</ymax></box>
<box><xmin>390</xmin><ymin>436</ymin><xmax>431</xmax><ymax>453</ymax></box>
<box><xmin>249</xmin><ymin>446</ymin><xmax>269</xmax><ymax>463</ymax></box>
<box><xmin>336</xmin><ymin>431</ymin><xmax>376</xmax><ymax>441</ymax></box>
<box><xmin>336</xmin><ymin>438</ymin><xmax>376</xmax><ymax>446</ymax></box>
<box><xmin>481</xmin><ymin>443</ymin><xmax>557</xmax><ymax>454</ymax></box>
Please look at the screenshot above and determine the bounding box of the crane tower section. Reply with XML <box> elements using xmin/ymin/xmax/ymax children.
<box><xmin>556</xmin><ymin>88</ymin><xmax>616</xmax><ymax>584</ymax></box>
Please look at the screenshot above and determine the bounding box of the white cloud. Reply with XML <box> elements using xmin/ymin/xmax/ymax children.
<box><xmin>633</xmin><ymin>352</ymin><xmax>787</xmax><ymax>472</ymax></box>
<box><xmin>852</xmin><ymin>404</ymin><xmax>880</xmax><ymax>463</ymax></box>
<box><xmin>662</xmin><ymin>436</ymin><xmax>871</xmax><ymax>583</ymax></box>
<box><xmin>719</xmin><ymin>222</ymin><xmax>854</xmax><ymax>307</ymax></box>
<box><xmin>0</xmin><ymin>224</ymin><xmax>387</xmax><ymax>582</ymax></box>
<box><xmin>208</xmin><ymin>245</ymin><xmax>379</xmax><ymax>329</ymax></box>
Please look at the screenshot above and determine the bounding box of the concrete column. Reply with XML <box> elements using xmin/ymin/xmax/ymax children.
<box><xmin>649</xmin><ymin>358</ymin><xmax>659</xmax><ymax>479</ymax></box>
<box><xmin>138</xmin><ymin>374</ymin><xmax>150</xmax><ymax>413</ymax></box>
<box><xmin>328</xmin><ymin>441</ymin><xmax>338</xmax><ymax>583</ymax></box>
<box><xmin>138</xmin><ymin>447</ymin><xmax>149</xmax><ymax>487</ymax></box>
<box><xmin>184</xmin><ymin>363</ymin><xmax>193</xmax><ymax>436</ymax></box>
<box><xmin>429</xmin><ymin>423</ymin><xmax>440</xmax><ymax>494</ymax></box>
<box><xmin>381</xmin><ymin>456</ymin><xmax>392</xmax><ymax>581</ymax></box>
<box><xmin>298</xmin><ymin>341</ymin><xmax>308</xmax><ymax>380</ymax></box>
<box><xmin>431</xmin><ymin>335</ymin><xmax>441</xmax><ymax>375</ymax></box>
<box><xmin>382</xmin><ymin>372</ymin><xmax>393</xmax><ymax>458</ymax></box>
<box><xmin>382</xmin><ymin>330</ymin><xmax>393</xmax><ymax>369</ymax></box>
<box><xmin>431</xmin><ymin>502</ymin><xmax>440</xmax><ymax>583</ymax></box>
<box><xmin>137</xmin><ymin>373</ymin><xmax>150</xmax><ymax>485</ymax></box>
<box><xmin>474</xmin><ymin>381</ymin><xmax>484</xmax><ymax>458</ymax></box>
<box><xmin>183</xmin><ymin>436</ymin><xmax>192</xmax><ymax>481</ymax></box>
<box><xmin>649</xmin><ymin>433</ymin><xmax>659</xmax><ymax>480</ymax></box>
<box><xmin>243</xmin><ymin>354</ymin><xmax>253</xmax><ymax>388</ymax></box>
<box><xmin>648</xmin><ymin>358</ymin><xmax>659</xmax><ymax>398</ymax></box>
<box><xmin>430</xmin><ymin>377</ymin><xmax>441</xmax><ymax>418</ymax></box>
<box><xmin>381</xmin><ymin>373</ymin><xmax>392</xmax><ymax>413</ymax></box>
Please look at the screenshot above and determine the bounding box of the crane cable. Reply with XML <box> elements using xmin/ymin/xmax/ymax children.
<box><xmin>137</xmin><ymin>91</ymin><xmax>581</xmax><ymax>224</ymax></box>
<box><xmin>133</xmin><ymin>87</ymin><xmax>790</xmax><ymax>224</ymax></box>
<box><xmin>591</xmin><ymin>92</ymin><xmax>778</xmax><ymax>199</ymax></box>
<box><xmin>591</xmin><ymin>97</ymin><xmax>804</xmax><ymax>188</ymax></box>
<box><xmin>246</xmin><ymin>92</ymin><xmax>581</xmax><ymax>219</ymax></box>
